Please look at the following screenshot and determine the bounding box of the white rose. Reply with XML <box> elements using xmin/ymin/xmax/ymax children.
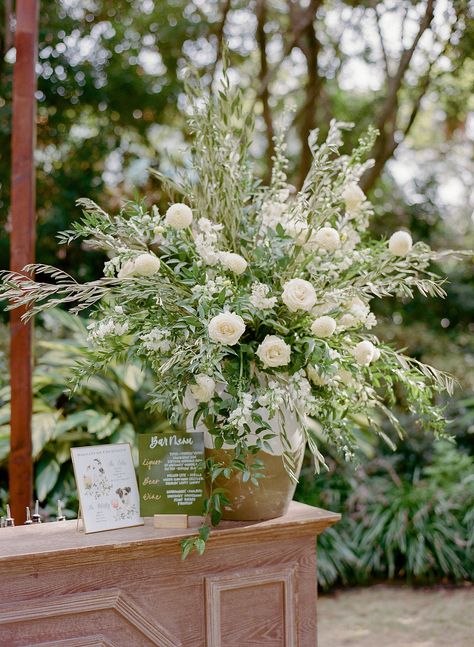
<box><xmin>132</xmin><ymin>253</ymin><xmax>161</xmax><ymax>276</ymax></box>
<box><xmin>189</xmin><ymin>374</ymin><xmax>215</xmax><ymax>403</ymax></box>
<box><xmin>256</xmin><ymin>335</ymin><xmax>291</xmax><ymax>369</ymax></box>
<box><xmin>313</xmin><ymin>226</ymin><xmax>341</xmax><ymax>251</ymax></box>
<box><xmin>372</xmin><ymin>346</ymin><xmax>381</xmax><ymax>362</ymax></box>
<box><xmin>352</xmin><ymin>340</ymin><xmax>375</xmax><ymax>366</ymax></box>
<box><xmin>282</xmin><ymin>278</ymin><xmax>317</xmax><ymax>312</ymax></box>
<box><xmin>165</xmin><ymin>203</ymin><xmax>193</xmax><ymax>229</ymax></box>
<box><xmin>208</xmin><ymin>312</ymin><xmax>245</xmax><ymax>345</ymax></box>
<box><xmin>219</xmin><ymin>252</ymin><xmax>248</xmax><ymax>275</ymax></box>
<box><xmin>117</xmin><ymin>259</ymin><xmax>136</xmax><ymax>278</ymax></box>
<box><xmin>342</xmin><ymin>183</ymin><xmax>365</xmax><ymax>212</ymax></box>
<box><xmin>311</xmin><ymin>316</ymin><xmax>337</xmax><ymax>338</ymax></box>
<box><xmin>388</xmin><ymin>231</ymin><xmax>413</xmax><ymax>256</ymax></box>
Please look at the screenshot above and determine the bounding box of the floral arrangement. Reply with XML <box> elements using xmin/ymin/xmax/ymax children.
<box><xmin>0</xmin><ymin>73</ymin><xmax>459</xmax><ymax>552</ymax></box>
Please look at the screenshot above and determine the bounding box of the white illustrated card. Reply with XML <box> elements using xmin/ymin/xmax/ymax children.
<box><xmin>71</xmin><ymin>443</ymin><xmax>143</xmax><ymax>533</ymax></box>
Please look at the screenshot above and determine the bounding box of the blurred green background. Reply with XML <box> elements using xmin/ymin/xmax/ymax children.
<box><xmin>0</xmin><ymin>0</ymin><xmax>473</xmax><ymax>587</ymax></box>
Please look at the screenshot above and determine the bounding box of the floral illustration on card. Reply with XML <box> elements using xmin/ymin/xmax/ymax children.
<box><xmin>82</xmin><ymin>458</ymin><xmax>112</xmax><ymax>499</ymax></box>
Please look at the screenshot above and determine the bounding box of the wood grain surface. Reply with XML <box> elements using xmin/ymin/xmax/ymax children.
<box><xmin>0</xmin><ymin>502</ymin><xmax>339</xmax><ymax>646</ymax></box>
<box><xmin>9</xmin><ymin>0</ymin><xmax>39</xmax><ymax>525</ymax></box>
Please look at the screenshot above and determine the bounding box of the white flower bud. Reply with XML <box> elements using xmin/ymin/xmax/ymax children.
<box><xmin>165</xmin><ymin>203</ymin><xmax>193</xmax><ymax>229</ymax></box>
<box><xmin>342</xmin><ymin>183</ymin><xmax>365</xmax><ymax>212</ymax></box>
<box><xmin>388</xmin><ymin>231</ymin><xmax>413</xmax><ymax>256</ymax></box>
<box><xmin>352</xmin><ymin>340</ymin><xmax>375</xmax><ymax>366</ymax></box>
<box><xmin>313</xmin><ymin>226</ymin><xmax>341</xmax><ymax>251</ymax></box>
<box><xmin>311</xmin><ymin>316</ymin><xmax>337</xmax><ymax>338</ymax></box>
<box><xmin>219</xmin><ymin>252</ymin><xmax>248</xmax><ymax>275</ymax></box>
<box><xmin>132</xmin><ymin>253</ymin><xmax>161</xmax><ymax>276</ymax></box>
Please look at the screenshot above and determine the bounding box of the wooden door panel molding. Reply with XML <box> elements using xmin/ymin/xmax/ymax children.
<box><xmin>205</xmin><ymin>566</ymin><xmax>297</xmax><ymax>646</ymax></box>
<box><xmin>0</xmin><ymin>588</ymin><xmax>182</xmax><ymax>647</ymax></box>
<box><xmin>28</xmin><ymin>636</ymin><xmax>114</xmax><ymax>647</ymax></box>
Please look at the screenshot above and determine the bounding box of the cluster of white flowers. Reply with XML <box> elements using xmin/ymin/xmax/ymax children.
<box><xmin>228</xmin><ymin>393</ymin><xmax>253</xmax><ymax>430</ymax></box>
<box><xmin>192</xmin><ymin>275</ymin><xmax>232</xmax><ymax>300</ymax></box>
<box><xmin>257</xmin><ymin>380</ymin><xmax>285</xmax><ymax>418</ymax></box>
<box><xmin>339</xmin><ymin>296</ymin><xmax>376</xmax><ymax>330</ymax></box>
<box><xmin>249</xmin><ymin>282</ymin><xmax>277</xmax><ymax>310</ymax></box>
<box><xmin>259</xmin><ymin>189</ymin><xmax>290</xmax><ymax>230</ymax></box>
<box><xmin>194</xmin><ymin>217</ymin><xmax>223</xmax><ymax>266</ymax></box>
<box><xmin>140</xmin><ymin>328</ymin><xmax>172</xmax><ymax>353</ymax></box>
<box><xmin>288</xmin><ymin>371</ymin><xmax>319</xmax><ymax>417</ymax></box>
<box><xmin>87</xmin><ymin>318</ymin><xmax>129</xmax><ymax>342</ymax></box>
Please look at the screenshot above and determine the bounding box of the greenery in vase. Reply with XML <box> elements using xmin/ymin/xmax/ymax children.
<box><xmin>0</xmin><ymin>70</ymin><xmax>462</xmax><ymax>553</ymax></box>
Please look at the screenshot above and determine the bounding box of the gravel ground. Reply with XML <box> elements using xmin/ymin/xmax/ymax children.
<box><xmin>318</xmin><ymin>585</ymin><xmax>474</xmax><ymax>647</ymax></box>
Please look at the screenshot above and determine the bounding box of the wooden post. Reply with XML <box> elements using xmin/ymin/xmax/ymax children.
<box><xmin>9</xmin><ymin>0</ymin><xmax>39</xmax><ymax>523</ymax></box>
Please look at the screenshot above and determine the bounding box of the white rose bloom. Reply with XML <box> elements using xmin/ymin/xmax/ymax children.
<box><xmin>311</xmin><ymin>316</ymin><xmax>337</xmax><ymax>338</ymax></box>
<box><xmin>256</xmin><ymin>335</ymin><xmax>291</xmax><ymax>369</ymax></box>
<box><xmin>189</xmin><ymin>374</ymin><xmax>215</xmax><ymax>403</ymax></box>
<box><xmin>314</xmin><ymin>226</ymin><xmax>341</xmax><ymax>251</ymax></box>
<box><xmin>165</xmin><ymin>203</ymin><xmax>193</xmax><ymax>229</ymax></box>
<box><xmin>282</xmin><ymin>278</ymin><xmax>317</xmax><ymax>312</ymax></box>
<box><xmin>388</xmin><ymin>231</ymin><xmax>413</xmax><ymax>256</ymax></box>
<box><xmin>352</xmin><ymin>340</ymin><xmax>375</xmax><ymax>366</ymax></box>
<box><xmin>219</xmin><ymin>252</ymin><xmax>248</xmax><ymax>275</ymax></box>
<box><xmin>132</xmin><ymin>253</ymin><xmax>161</xmax><ymax>276</ymax></box>
<box><xmin>117</xmin><ymin>259</ymin><xmax>136</xmax><ymax>278</ymax></box>
<box><xmin>208</xmin><ymin>312</ymin><xmax>245</xmax><ymax>345</ymax></box>
<box><xmin>342</xmin><ymin>183</ymin><xmax>365</xmax><ymax>212</ymax></box>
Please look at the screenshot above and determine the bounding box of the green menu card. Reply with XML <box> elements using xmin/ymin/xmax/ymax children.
<box><xmin>138</xmin><ymin>432</ymin><xmax>205</xmax><ymax>517</ymax></box>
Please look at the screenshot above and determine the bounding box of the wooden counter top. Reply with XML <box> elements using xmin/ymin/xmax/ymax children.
<box><xmin>0</xmin><ymin>501</ymin><xmax>340</xmax><ymax>571</ymax></box>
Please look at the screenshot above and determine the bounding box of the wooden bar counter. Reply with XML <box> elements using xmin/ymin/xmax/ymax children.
<box><xmin>0</xmin><ymin>502</ymin><xmax>339</xmax><ymax>646</ymax></box>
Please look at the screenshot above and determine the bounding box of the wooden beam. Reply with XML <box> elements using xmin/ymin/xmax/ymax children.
<box><xmin>9</xmin><ymin>0</ymin><xmax>39</xmax><ymax>523</ymax></box>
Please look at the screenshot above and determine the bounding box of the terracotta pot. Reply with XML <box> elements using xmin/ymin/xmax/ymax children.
<box><xmin>185</xmin><ymin>377</ymin><xmax>306</xmax><ymax>522</ymax></box>
<box><xmin>205</xmin><ymin>444</ymin><xmax>305</xmax><ymax>521</ymax></box>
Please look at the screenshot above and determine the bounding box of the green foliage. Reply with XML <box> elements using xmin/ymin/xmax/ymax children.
<box><xmin>297</xmin><ymin>438</ymin><xmax>474</xmax><ymax>589</ymax></box>
<box><xmin>0</xmin><ymin>309</ymin><xmax>163</xmax><ymax>516</ymax></box>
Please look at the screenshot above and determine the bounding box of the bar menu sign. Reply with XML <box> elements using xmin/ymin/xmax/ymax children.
<box><xmin>138</xmin><ymin>432</ymin><xmax>205</xmax><ymax>517</ymax></box>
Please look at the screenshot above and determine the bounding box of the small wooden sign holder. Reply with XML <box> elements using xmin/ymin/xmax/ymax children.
<box><xmin>153</xmin><ymin>514</ymin><xmax>188</xmax><ymax>529</ymax></box>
